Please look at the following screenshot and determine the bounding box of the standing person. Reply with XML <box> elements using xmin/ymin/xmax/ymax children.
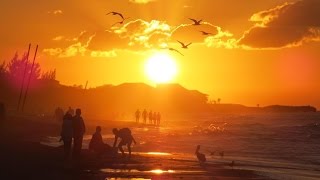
<box><xmin>60</xmin><ymin>111</ymin><xmax>73</xmax><ymax>160</ymax></box>
<box><xmin>68</xmin><ymin>106</ymin><xmax>75</xmax><ymax>116</ymax></box>
<box><xmin>153</xmin><ymin>112</ymin><xmax>157</xmax><ymax>125</ymax></box>
<box><xmin>142</xmin><ymin>109</ymin><xmax>147</xmax><ymax>124</ymax></box>
<box><xmin>135</xmin><ymin>109</ymin><xmax>140</xmax><ymax>123</ymax></box>
<box><xmin>112</xmin><ymin>128</ymin><xmax>137</xmax><ymax>158</ymax></box>
<box><xmin>157</xmin><ymin>112</ymin><xmax>161</xmax><ymax>126</ymax></box>
<box><xmin>148</xmin><ymin>110</ymin><xmax>153</xmax><ymax>124</ymax></box>
<box><xmin>72</xmin><ymin>108</ymin><xmax>86</xmax><ymax>159</ymax></box>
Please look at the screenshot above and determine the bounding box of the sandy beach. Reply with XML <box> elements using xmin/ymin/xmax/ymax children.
<box><xmin>0</xmin><ymin>114</ymin><xmax>274</xmax><ymax>180</ymax></box>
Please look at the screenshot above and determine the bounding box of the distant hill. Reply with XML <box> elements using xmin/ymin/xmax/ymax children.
<box><xmin>0</xmin><ymin>80</ymin><xmax>209</xmax><ymax>117</ymax></box>
<box><xmin>0</xmin><ymin>79</ymin><xmax>317</xmax><ymax>118</ymax></box>
<box><xmin>209</xmin><ymin>104</ymin><xmax>317</xmax><ymax>113</ymax></box>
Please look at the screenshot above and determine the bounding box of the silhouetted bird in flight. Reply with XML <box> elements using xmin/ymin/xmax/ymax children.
<box><xmin>106</xmin><ymin>11</ymin><xmax>124</xmax><ymax>20</ymax></box>
<box><xmin>199</xmin><ymin>31</ymin><xmax>212</xmax><ymax>36</ymax></box>
<box><xmin>189</xmin><ymin>18</ymin><xmax>202</xmax><ymax>25</ymax></box>
<box><xmin>111</xmin><ymin>17</ymin><xmax>130</xmax><ymax>27</ymax></box>
<box><xmin>195</xmin><ymin>145</ymin><xmax>206</xmax><ymax>163</ymax></box>
<box><xmin>177</xmin><ymin>40</ymin><xmax>192</xmax><ymax>49</ymax></box>
<box><xmin>229</xmin><ymin>160</ymin><xmax>235</xmax><ymax>169</ymax></box>
<box><xmin>168</xmin><ymin>48</ymin><xmax>184</xmax><ymax>56</ymax></box>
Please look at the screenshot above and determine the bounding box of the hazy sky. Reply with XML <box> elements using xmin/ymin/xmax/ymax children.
<box><xmin>1</xmin><ymin>0</ymin><xmax>320</xmax><ymax>108</ymax></box>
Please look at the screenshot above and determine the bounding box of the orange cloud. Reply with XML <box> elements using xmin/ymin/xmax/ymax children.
<box><xmin>43</xmin><ymin>19</ymin><xmax>235</xmax><ymax>57</ymax></box>
<box><xmin>239</xmin><ymin>0</ymin><xmax>320</xmax><ymax>49</ymax></box>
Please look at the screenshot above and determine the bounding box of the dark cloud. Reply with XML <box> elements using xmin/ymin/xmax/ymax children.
<box><xmin>239</xmin><ymin>0</ymin><xmax>320</xmax><ymax>48</ymax></box>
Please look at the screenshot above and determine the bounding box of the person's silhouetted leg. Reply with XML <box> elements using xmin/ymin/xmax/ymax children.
<box><xmin>63</xmin><ymin>139</ymin><xmax>72</xmax><ymax>160</ymax></box>
<box><xmin>73</xmin><ymin>136</ymin><xmax>83</xmax><ymax>159</ymax></box>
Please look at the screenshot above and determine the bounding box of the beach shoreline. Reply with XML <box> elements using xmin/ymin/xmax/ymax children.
<box><xmin>0</xmin><ymin>115</ymin><xmax>270</xmax><ymax>180</ymax></box>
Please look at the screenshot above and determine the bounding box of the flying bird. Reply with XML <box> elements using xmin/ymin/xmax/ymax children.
<box><xmin>195</xmin><ymin>145</ymin><xmax>206</xmax><ymax>163</ymax></box>
<box><xmin>106</xmin><ymin>11</ymin><xmax>124</xmax><ymax>20</ymax></box>
<box><xmin>177</xmin><ymin>41</ymin><xmax>192</xmax><ymax>49</ymax></box>
<box><xmin>168</xmin><ymin>48</ymin><xmax>184</xmax><ymax>56</ymax></box>
<box><xmin>111</xmin><ymin>17</ymin><xmax>130</xmax><ymax>27</ymax></box>
<box><xmin>199</xmin><ymin>31</ymin><xmax>212</xmax><ymax>36</ymax></box>
<box><xmin>189</xmin><ymin>18</ymin><xmax>202</xmax><ymax>25</ymax></box>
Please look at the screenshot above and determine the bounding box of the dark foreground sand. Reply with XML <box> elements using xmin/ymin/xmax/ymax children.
<box><xmin>0</xmin><ymin>115</ymin><xmax>270</xmax><ymax>180</ymax></box>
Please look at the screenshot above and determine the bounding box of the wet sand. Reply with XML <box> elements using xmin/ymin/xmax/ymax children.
<box><xmin>0</xmin><ymin>115</ymin><xmax>269</xmax><ymax>180</ymax></box>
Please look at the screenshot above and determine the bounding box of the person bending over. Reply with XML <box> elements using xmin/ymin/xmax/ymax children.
<box><xmin>112</xmin><ymin>128</ymin><xmax>136</xmax><ymax>157</ymax></box>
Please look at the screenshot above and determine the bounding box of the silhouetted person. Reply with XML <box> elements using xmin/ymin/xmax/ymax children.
<box><xmin>135</xmin><ymin>109</ymin><xmax>140</xmax><ymax>123</ymax></box>
<box><xmin>113</xmin><ymin>128</ymin><xmax>136</xmax><ymax>157</ymax></box>
<box><xmin>148</xmin><ymin>110</ymin><xmax>153</xmax><ymax>124</ymax></box>
<box><xmin>89</xmin><ymin>126</ymin><xmax>115</xmax><ymax>157</ymax></box>
<box><xmin>72</xmin><ymin>108</ymin><xmax>86</xmax><ymax>159</ymax></box>
<box><xmin>54</xmin><ymin>107</ymin><xmax>64</xmax><ymax>122</ymax></box>
<box><xmin>156</xmin><ymin>112</ymin><xmax>161</xmax><ymax>126</ymax></box>
<box><xmin>142</xmin><ymin>109</ymin><xmax>147</xmax><ymax>124</ymax></box>
<box><xmin>60</xmin><ymin>111</ymin><xmax>73</xmax><ymax>160</ymax></box>
<box><xmin>0</xmin><ymin>102</ymin><xmax>6</xmax><ymax>122</ymax></box>
<box><xmin>68</xmin><ymin>106</ymin><xmax>75</xmax><ymax>116</ymax></box>
<box><xmin>153</xmin><ymin>112</ymin><xmax>157</xmax><ymax>125</ymax></box>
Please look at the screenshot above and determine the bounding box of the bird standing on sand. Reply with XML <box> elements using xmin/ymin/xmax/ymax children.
<box><xmin>177</xmin><ymin>41</ymin><xmax>192</xmax><ymax>49</ymax></box>
<box><xmin>199</xmin><ymin>31</ymin><xmax>212</xmax><ymax>36</ymax></box>
<box><xmin>106</xmin><ymin>11</ymin><xmax>124</xmax><ymax>20</ymax></box>
<box><xmin>189</xmin><ymin>18</ymin><xmax>202</xmax><ymax>25</ymax></box>
<box><xmin>195</xmin><ymin>145</ymin><xmax>206</xmax><ymax>163</ymax></box>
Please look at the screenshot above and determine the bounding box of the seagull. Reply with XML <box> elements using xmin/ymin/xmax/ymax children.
<box><xmin>189</xmin><ymin>18</ymin><xmax>202</xmax><ymax>25</ymax></box>
<box><xmin>168</xmin><ymin>48</ymin><xmax>184</xmax><ymax>56</ymax></box>
<box><xmin>106</xmin><ymin>11</ymin><xmax>124</xmax><ymax>20</ymax></box>
<box><xmin>177</xmin><ymin>40</ymin><xmax>192</xmax><ymax>49</ymax></box>
<box><xmin>199</xmin><ymin>31</ymin><xmax>212</xmax><ymax>36</ymax></box>
<box><xmin>195</xmin><ymin>145</ymin><xmax>206</xmax><ymax>163</ymax></box>
<box><xmin>111</xmin><ymin>17</ymin><xmax>130</xmax><ymax>27</ymax></box>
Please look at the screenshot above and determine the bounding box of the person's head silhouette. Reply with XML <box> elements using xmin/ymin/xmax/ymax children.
<box><xmin>96</xmin><ymin>126</ymin><xmax>101</xmax><ymax>133</ymax></box>
<box><xmin>76</xmin><ymin>108</ymin><xmax>81</xmax><ymax>116</ymax></box>
<box><xmin>112</xmin><ymin>128</ymin><xmax>118</xmax><ymax>135</ymax></box>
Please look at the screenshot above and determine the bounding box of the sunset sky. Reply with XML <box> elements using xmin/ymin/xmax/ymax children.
<box><xmin>1</xmin><ymin>0</ymin><xmax>320</xmax><ymax>108</ymax></box>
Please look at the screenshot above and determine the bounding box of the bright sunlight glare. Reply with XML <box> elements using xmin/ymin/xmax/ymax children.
<box><xmin>145</xmin><ymin>53</ymin><xmax>178</xmax><ymax>83</ymax></box>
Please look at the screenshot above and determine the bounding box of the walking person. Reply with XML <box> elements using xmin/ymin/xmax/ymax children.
<box><xmin>148</xmin><ymin>110</ymin><xmax>153</xmax><ymax>124</ymax></box>
<box><xmin>135</xmin><ymin>109</ymin><xmax>140</xmax><ymax>123</ymax></box>
<box><xmin>153</xmin><ymin>112</ymin><xmax>157</xmax><ymax>125</ymax></box>
<box><xmin>72</xmin><ymin>108</ymin><xmax>86</xmax><ymax>159</ymax></box>
<box><xmin>60</xmin><ymin>111</ymin><xmax>73</xmax><ymax>160</ymax></box>
<box><xmin>142</xmin><ymin>109</ymin><xmax>147</xmax><ymax>124</ymax></box>
<box><xmin>157</xmin><ymin>112</ymin><xmax>161</xmax><ymax>126</ymax></box>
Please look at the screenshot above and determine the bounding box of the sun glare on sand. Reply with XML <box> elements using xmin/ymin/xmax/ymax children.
<box><xmin>145</xmin><ymin>53</ymin><xmax>178</xmax><ymax>83</ymax></box>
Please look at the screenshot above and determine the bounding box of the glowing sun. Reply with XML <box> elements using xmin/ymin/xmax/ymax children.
<box><xmin>145</xmin><ymin>53</ymin><xmax>178</xmax><ymax>83</ymax></box>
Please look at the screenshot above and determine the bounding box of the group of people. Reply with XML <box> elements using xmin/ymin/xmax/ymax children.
<box><xmin>135</xmin><ymin>109</ymin><xmax>161</xmax><ymax>126</ymax></box>
<box><xmin>60</xmin><ymin>107</ymin><xmax>136</xmax><ymax>160</ymax></box>
<box><xmin>89</xmin><ymin>126</ymin><xmax>136</xmax><ymax>158</ymax></box>
<box><xmin>60</xmin><ymin>107</ymin><xmax>85</xmax><ymax>160</ymax></box>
